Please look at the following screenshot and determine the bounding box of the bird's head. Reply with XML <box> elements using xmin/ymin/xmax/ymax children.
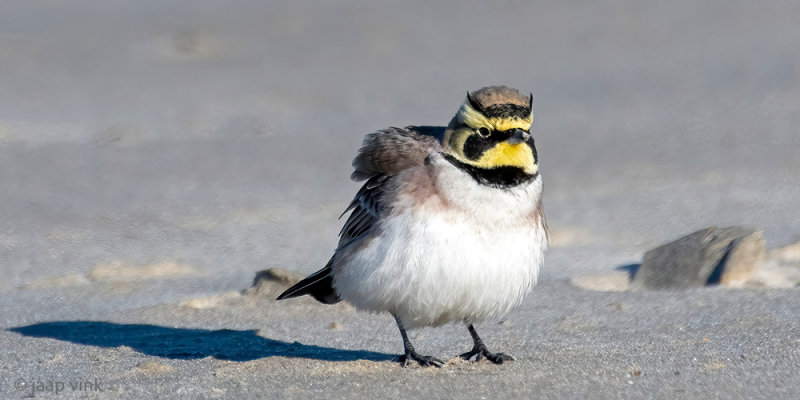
<box><xmin>443</xmin><ymin>86</ymin><xmax>537</xmax><ymax>176</ymax></box>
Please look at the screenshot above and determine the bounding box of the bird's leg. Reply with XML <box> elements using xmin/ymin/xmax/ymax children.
<box><xmin>459</xmin><ymin>324</ymin><xmax>515</xmax><ymax>364</ymax></box>
<box><xmin>393</xmin><ymin>315</ymin><xmax>444</xmax><ymax>368</ymax></box>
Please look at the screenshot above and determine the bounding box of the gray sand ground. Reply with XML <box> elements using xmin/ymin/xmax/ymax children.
<box><xmin>2</xmin><ymin>1</ymin><xmax>799</xmax><ymax>398</ymax></box>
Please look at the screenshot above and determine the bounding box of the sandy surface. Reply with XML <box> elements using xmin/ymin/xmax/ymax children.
<box><xmin>2</xmin><ymin>1</ymin><xmax>800</xmax><ymax>398</ymax></box>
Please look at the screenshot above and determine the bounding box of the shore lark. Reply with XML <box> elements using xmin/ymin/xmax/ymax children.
<box><xmin>278</xmin><ymin>86</ymin><xmax>548</xmax><ymax>367</ymax></box>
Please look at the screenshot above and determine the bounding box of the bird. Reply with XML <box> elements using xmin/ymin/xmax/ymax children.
<box><xmin>277</xmin><ymin>86</ymin><xmax>548</xmax><ymax>367</ymax></box>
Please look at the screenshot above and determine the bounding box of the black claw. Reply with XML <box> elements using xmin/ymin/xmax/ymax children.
<box><xmin>461</xmin><ymin>324</ymin><xmax>516</xmax><ymax>365</ymax></box>
<box><xmin>459</xmin><ymin>349</ymin><xmax>478</xmax><ymax>360</ymax></box>
<box><xmin>399</xmin><ymin>353</ymin><xmax>444</xmax><ymax>368</ymax></box>
<box><xmin>393</xmin><ymin>315</ymin><xmax>444</xmax><ymax>368</ymax></box>
<box><xmin>485</xmin><ymin>352</ymin><xmax>515</xmax><ymax>364</ymax></box>
<box><xmin>399</xmin><ymin>355</ymin><xmax>411</xmax><ymax>368</ymax></box>
<box><xmin>460</xmin><ymin>346</ymin><xmax>515</xmax><ymax>364</ymax></box>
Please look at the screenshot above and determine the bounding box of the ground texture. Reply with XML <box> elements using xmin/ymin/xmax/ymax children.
<box><xmin>2</xmin><ymin>1</ymin><xmax>799</xmax><ymax>399</ymax></box>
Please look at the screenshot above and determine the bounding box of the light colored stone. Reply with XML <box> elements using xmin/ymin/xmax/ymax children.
<box><xmin>632</xmin><ymin>226</ymin><xmax>762</xmax><ymax>290</ymax></box>
<box><xmin>719</xmin><ymin>231</ymin><xmax>765</xmax><ymax>287</ymax></box>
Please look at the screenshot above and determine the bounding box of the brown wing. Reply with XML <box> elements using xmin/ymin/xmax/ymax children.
<box><xmin>341</xmin><ymin>126</ymin><xmax>442</xmax><ymax>244</ymax></box>
<box><xmin>350</xmin><ymin>126</ymin><xmax>443</xmax><ymax>181</ymax></box>
<box><xmin>277</xmin><ymin>127</ymin><xmax>441</xmax><ymax>304</ymax></box>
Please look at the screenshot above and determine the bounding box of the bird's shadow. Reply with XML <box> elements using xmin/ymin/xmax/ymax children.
<box><xmin>9</xmin><ymin>321</ymin><xmax>395</xmax><ymax>362</ymax></box>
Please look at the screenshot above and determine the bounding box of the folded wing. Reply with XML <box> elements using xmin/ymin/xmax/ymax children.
<box><xmin>276</xmin><ymin>126</ymin><xmax>443</xmax><ymax>303</ymax></box>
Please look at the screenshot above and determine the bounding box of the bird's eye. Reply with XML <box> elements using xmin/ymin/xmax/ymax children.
<box><xmin>477</xmin><ymin>127</ymin><xmax>491</xmax><ymax>138</ymax></box>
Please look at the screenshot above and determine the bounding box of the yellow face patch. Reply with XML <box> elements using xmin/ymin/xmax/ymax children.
<box><xmin>475</xmin><ymin>142</ymin><xmax>538</xmax><ymax>174</ymax></box>
<box><xmin>445</xmin><ymin>98</ymin><xmax>537</xmax><ymax>174</ymax></box>
<box><xmin>447</xmin><ymin>127</ymin><xmax>538</xmax><ymax>175</ymax></box>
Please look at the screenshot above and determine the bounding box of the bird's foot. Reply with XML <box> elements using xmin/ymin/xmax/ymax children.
<box><xmin>459</xmin><ymin>346</ymin><xmax>515</xmax><ymax>364</ymax></box>
<box><xmin>398</xmin><ymin>351</ymin><xmax>444</xmax><ymax>368</ymax></box>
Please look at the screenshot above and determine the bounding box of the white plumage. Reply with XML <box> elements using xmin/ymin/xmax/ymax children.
<box><xmin>333</xmin><ymin>152</ymin><xmax>547</xmax><ymax>329</ymax></box>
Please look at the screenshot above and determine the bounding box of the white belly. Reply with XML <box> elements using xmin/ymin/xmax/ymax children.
<box><xmin>333</xmin><ymin>208</ymin><xmax>547</xmax><ymax>329</ymax></box>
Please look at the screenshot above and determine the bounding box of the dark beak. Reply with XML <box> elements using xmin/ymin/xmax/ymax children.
<box><xmin>507</xmin><ymin>129</ymin><xmax>530</xmax><ymax>145</ymax></box>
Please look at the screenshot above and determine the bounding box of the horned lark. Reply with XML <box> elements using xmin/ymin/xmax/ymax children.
<box><xmin>278</xmin><ymin>86</ymin><xmax>548</xmax><ymax>367</ymax></box>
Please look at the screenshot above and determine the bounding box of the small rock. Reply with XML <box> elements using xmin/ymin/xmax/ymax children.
<box><xmin>256</xmin><ymin>268</ymin><xmax>303</xmax><ymax>285</ymax></box>
<box><xmin>243</xmin><ymin>268</ymin><xmax>304</xmax><ymax>297</ymax></box>
<box><xmin>719</xmin><ymin>231</ymin><xmax>765</xmax><ymax>287</ymax></box>
<box><xmin>632</xmin><ymin>226</ymin><xmax>763</xmax><ymax>290</ymax></box>
<box><xmin>328</xmin><ymin>322</ymin><xmax>343</xmax><ymax>330</ymax></box>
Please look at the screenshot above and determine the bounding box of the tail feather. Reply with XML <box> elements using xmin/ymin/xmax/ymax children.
<box><xmin>276</xmin><ymin>262</ymin><xmax>340</xmax><ymax>304</ymax></box>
